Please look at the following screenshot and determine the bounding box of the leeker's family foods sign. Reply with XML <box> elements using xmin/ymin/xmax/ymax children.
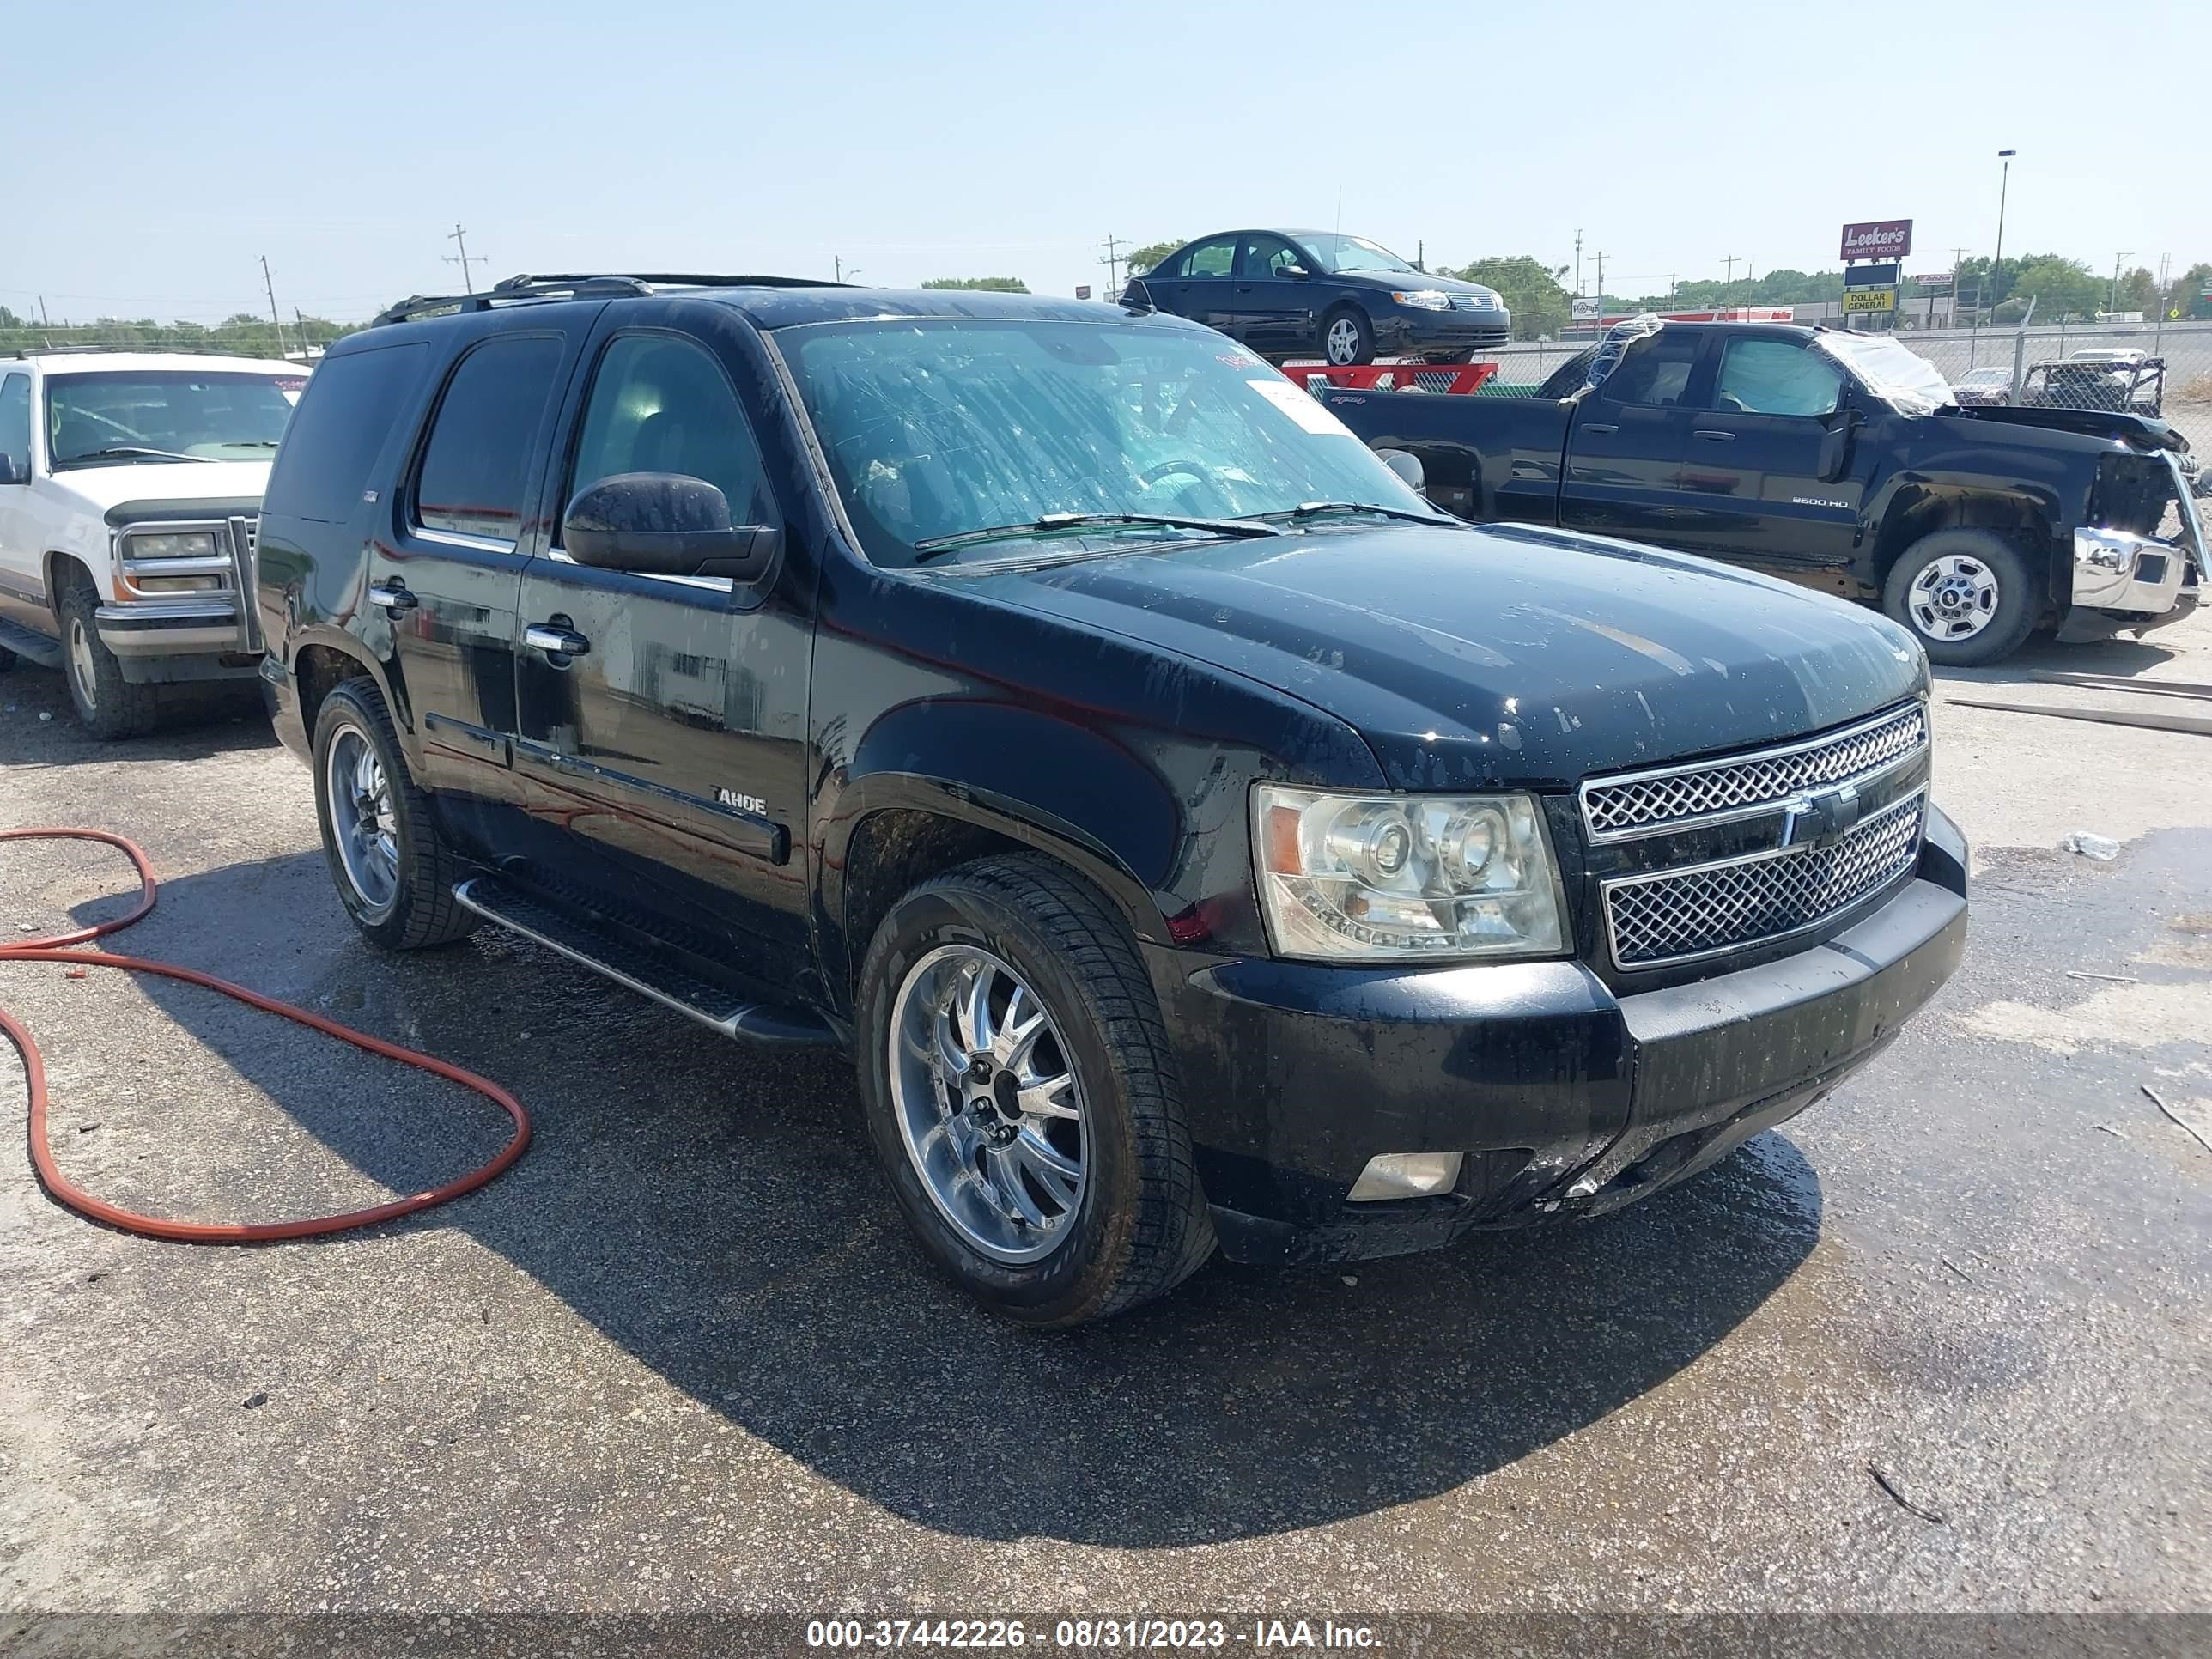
<box><xmin>1841</xmin><ymin>220</ymin><xmax>1913</xmax><ymax>260</ymax></box>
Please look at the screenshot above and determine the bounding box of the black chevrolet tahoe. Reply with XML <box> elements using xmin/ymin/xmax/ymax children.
<box><xmin>1317</xmin><ymin>319</ymin><xmax>2206</xmax><ymax>666</ymax></box>
<box><xmin>254</xmin><ymin>274</ymin><xmax>1967</xmax><ymax>1326</ymax></box>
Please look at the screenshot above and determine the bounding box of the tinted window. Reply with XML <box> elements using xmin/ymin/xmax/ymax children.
<box><xmin>262</xmin><ymin>343</ymin><xmax>429</xmax><ymax>524</ymax></box>
<box><xmin>1714</xmin><ymin>338</ymin><xmax>1843</xmax><ymax>417</ymax></box>
<box><xmin>414</xmin><ymin>335</ymin><xmax>563</xmax><ymax>543</ymax></box>
<box><xmin>1176</xmin><ymin>237</ymin><xmax>1237</xmax><ymax>279</ymax></box>
<box><xmin>567</xmin><ymin>335</ymin><xmax>775</xmax><ymax>526</ymax></box>
<box><xmin>0</xmin><ymin>374</ymin><xmax>28</xmax><ymax>473</ymax></box>
<box><xmin>1599</xmin><ymin>332</ymin><xmax>1701</xmax><ymax>407</ymax></box>
<box><xmin>1239</xmin><ymin>234</ymin><xmax>1303</xmax><ymax>278</ymax></box>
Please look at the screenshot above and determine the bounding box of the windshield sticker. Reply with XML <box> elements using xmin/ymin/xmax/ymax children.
<box><xmin>1249</xmin><ymin>377</ymin><xmax>1356</xmax><ymax>436</ymax></box>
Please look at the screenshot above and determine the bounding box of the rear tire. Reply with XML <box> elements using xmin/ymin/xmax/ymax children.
<box><xmin>855</xmin><ymin>854</ymin><xmax>1215</xmax><ymax>1327</ymax></box>
<box><xmin>311</xmin><ymin>677</ymin><xmax>477</xmax><ymax>950</ymax></box>
<box><xmin>57</xmin><ymin>573</ymin><xmax>160</xmax><ymax>740</ymax></box>
<box><xmin>1322</xmin><ymin>307</ymin><xmax>1376</xmax><ymax>367</ymax></box>
<box><xmin>1881</xmin><ymin>529</ymin><xmax>2039</xmax><ymax>667</ymax></box>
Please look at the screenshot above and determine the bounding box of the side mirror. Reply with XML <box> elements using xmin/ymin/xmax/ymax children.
<box><xmin>1378</xmin><ymin>449</ymin><xmax>1427</xmax><ymax>497</ymax></box>
<box><xmin>562</xmin><ymin>472</ymin><xmax>780</xmax><ymax>582</ymax></box>
<box><xmin>1281</xmin><ymin>264</ymin><xmax>1311</xmax><ymax>281</ymax></box>
<box><xmin>1817</xmin><ymin>408</ymin><xmax>1863</xmax><ymax>483</ymax></box>
<box><xmin>0</xmin><ymin>452</ymin><xmax>27</xmax><ymax>486</ymax></box>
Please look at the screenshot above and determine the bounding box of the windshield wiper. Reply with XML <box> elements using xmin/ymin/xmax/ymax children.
<box><xmin>54</xmin><ymin>446</ymin><xmax>216</xmax><ymax>466</ymax></box>
<box><xmin>1246</xmin><ymin>501</ymin><xmax>1455</xmax><ymax>526</ymax></box>
<box><xmin>912</xmin><ymin>511</ymin><xmax>1285</xmax><ymax>563</ymax></box>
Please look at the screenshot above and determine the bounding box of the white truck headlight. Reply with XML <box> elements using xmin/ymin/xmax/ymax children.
<box><xmin>1389</xmin><ymin>289</ymin><xmax>1454</xmax><ymax>311</ymax></box>
<box><xmin>121</xmin><ymin>529</ymin><xmax>219</xmax><ymax>561</ymax></box>
<box><xmin>1253</xmin><ymin>785</ymin><xmax>1570</xmax><ymax>963</ymax></box>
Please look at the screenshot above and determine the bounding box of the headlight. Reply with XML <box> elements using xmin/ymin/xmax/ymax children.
<box><xmin>1389</xmin><ymin>289</ymin><xmax>1453</xmax><ymax>311</ymax></box>
<box><xmin>122</xmin><ymin>529</ymin><xmax>218</xmax><ymax>561</ymax></box>
<box><xmin>1252</xmin><ymin>785</ymin><xmax>1570</xmax><ymax>963</ymax></box>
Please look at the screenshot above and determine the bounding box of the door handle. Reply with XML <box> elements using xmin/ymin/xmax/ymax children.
<box><xmin>524</xmin><ymin>623</ymin><xmax>591</xmax><ymax>657</ymax></box>
<box><xmin>1692</xmin><ymin>429</ymin><xmax>1736</xmax><ymax>441</ymax></box>
<box><xmin>368</xmin><ymin>583</ymin><xmax>417</xmax><ymax>612</ymax></box>
<box><xmin>1580</xmin><ymin>423</ymin><xmax>1618</xmax><ymax>434</ymax></box>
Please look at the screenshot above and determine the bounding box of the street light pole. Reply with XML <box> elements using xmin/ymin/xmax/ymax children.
<box><xmin>1990</xmin><ymin>149</ymin><xmax>2015</xmax><ymax>323</ymax></box>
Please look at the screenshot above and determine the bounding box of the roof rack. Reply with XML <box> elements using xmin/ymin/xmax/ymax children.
<box><xmin>369</xmin><ymin>271</ymin><xmax>847</xmax><ymax>329</ymax></box>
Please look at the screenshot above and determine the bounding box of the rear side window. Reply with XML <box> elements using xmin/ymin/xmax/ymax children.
<box><xmin>0</xmin><ymin>373</ymin><xmax>29</xmax><ymax>471</ymax></box>
<box><xmin>262</xmin><ymin>343</ymin><xmax>429</xmax><ymax>524</ymax></box>
<box><xmin>413</xmin><ymin>335</ymin><xmax>564</xmax><ymax>544</ymax></box>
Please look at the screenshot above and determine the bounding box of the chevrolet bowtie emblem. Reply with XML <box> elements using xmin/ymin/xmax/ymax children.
<box><xmin>1778</xmin><ymin>781</ymin><xmax>1863</xmax><ymax>848</ymax></box>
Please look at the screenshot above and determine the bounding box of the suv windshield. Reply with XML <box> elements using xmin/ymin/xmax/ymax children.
<box><xmin>1811</xmin><ymin>333</ymin><xmax>1956</xmax><ymax>416</ymax></box>
<box><xmin>46</xmin><ymin>370</ymin><xmax>300</xmax><ymax>468</ymax></box>
<box><xmin>780</xmin><ymin>319</ymin><xmax>1435</xmax><ymax>568</ymax></box>
<box><xmin>1296</xmin><ymin>234</ymin><xmax>1419</xmax><ymax>276</ymax></box>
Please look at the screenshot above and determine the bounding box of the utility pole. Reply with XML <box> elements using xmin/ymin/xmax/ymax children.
<box><xmin>2108</xmin><ymin>252</ymin><xmax>2131</xmax><ymax>317</ymax></box>
<box><xmin>1591</xmin><ymin>250</ymin><xmax>1607</xmax><ymax>303</ymax></box>
<box><xmin>1097</xmin><ymin>234</ymin><xmax>1125</xmax><ymax>295</ymax></box>
<box><xmin>1574</xmin><ymin>228</ymin><xmax>1583</xmax><ymax>297</ymax></box>
<box><xmin>1950</xmin><ymin>246</ymin><xmax>1969</xmax><ymax>330</ymax></box>
<box><xmin>1721</xmin><ymin>254</ymin><xmax>1739</xmax><ymax>292</ymax></box>
<box><xmin>259</xmin><ymin>255</ymin><xmax>289</xmax><ymax>358</ymax></box>
<box><xmin>2156</xmin><ymin>252</ymin><xmax>2172</xmax><ymax>352</ymax></box>
<box><xmin>38</xmin><ymin>295</ymin><xmax>50</xmax><ymax>327</ymax></box>
<box><xmin>444</xmin><ymin>222</ymin><xmax>480</xmax><ymax>294</ymax></box>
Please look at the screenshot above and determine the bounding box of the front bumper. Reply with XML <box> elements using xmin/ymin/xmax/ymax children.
<box><xmin>1372</xmin><ymin>306</ymin><xmax>1511</xmax><ymax>354</ymax></box>
<box><xmin>1153</xmin><ymin>805</ymin><xmax>1968</xmax><ymax>1266</ymax></box>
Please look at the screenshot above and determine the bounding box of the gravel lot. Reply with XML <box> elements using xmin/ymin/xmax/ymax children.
<box><xmin>2</xmin><ymin>613</ymin><xmax>2209</xmax><ymax>1648</ymax></box>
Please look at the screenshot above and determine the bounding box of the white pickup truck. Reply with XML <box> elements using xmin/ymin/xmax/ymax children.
<box><xmin>0</xmin><ymin>350</ymin><xmax>306</xmax><ymax>736</ymax></box>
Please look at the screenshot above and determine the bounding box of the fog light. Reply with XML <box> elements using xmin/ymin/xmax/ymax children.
<box><xmin>1347</xmin><ymin>1151</ymin><xmax>1464</xmax><ymax>1201</ymax></box>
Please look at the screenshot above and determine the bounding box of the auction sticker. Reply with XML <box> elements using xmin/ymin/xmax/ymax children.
<box><xmin>1247</xmin><ymin>377</ymin><xmax>1356</xmax><ymax>437</ymax></box>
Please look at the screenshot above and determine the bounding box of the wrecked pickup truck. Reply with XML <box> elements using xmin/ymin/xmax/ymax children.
<box><xmin>258</xmin><ymin>278</ymin><xmax>1964</xmax><ymax>1325</ymax></box>
<box><xmin>1319</xmin><ymin>319</ymin><xmax>2205</xmax><ymax>665</ymax></box>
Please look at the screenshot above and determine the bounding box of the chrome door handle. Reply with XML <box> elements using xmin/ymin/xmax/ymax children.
<box><xmin>1580</xmin><ymin>423</ymin><xmax>1618</xmax><ymax>434</ymax></box>
<box><xmin>1692</xmin><ymin>429</ymin><xmax>1736</xmax><ymax>441</ymax></box>
<box><xmin>368</xmin><ymin>583</ymin><xmax>417</xmax><ymax>611</ymax></box>
<box><xmin>524</xmin><ymin>623</ymin><xmax>590</xmax><ymax>657</ymax></box>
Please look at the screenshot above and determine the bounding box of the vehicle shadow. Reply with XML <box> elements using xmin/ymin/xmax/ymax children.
<box><xmin>71</xmin><ymin>852</ymin><xmax>1824</xmax><ymax>1547</ymax></box>
<box><xmin>0</xmin><ymin>670</ymin><xmax>275</xmax><ymax>769</ymax></box>
<box><xmin>1934</xmin><ymin>628</ymin><xmax>2184</xmax><ymax>691</ymax></box>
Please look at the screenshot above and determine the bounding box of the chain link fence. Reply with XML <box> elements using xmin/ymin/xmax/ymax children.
<box><xmin>1469</xmin><ymin>325</ymin><xmax>2212</xmax><ymax>457</ymax></box>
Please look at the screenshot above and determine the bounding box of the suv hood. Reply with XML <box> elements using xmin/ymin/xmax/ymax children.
<box><xmin>964</xmin><ymin>523</ymin><xmax>1926</xmax><ymax>790</ymax></box>
<box><xmin>47</xmin><ymin>459</ymin><xmax>275</xmax><ymax>518</ymax></box>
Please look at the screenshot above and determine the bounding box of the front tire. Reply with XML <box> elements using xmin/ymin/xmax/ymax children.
<box><xmin>311</xmin><ymin>677</ymin><xmax>477</xmax><ymax>950</ymax></box>
<box><xmin>58</xmin><ymin>574</ymin><xmax>160</xmax><ymax>739</ymax></box>
<box><xmin>1881</xmin><ymin>529</ymin><xmax>2039</xmax><ymax>667</ymax></box>
<box><xmin>1322</xmin><ymin>307</ymin><xmax>1376</xmax><ymax>366</ymax></box>
<box><xmin>855</xmin><ymin>854</ymin><xmax>1215</xmax><ymax>1327</ymax></box>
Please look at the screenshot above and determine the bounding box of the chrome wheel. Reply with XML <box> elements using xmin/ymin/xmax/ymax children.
<box><xmin>1325</xmin><ymin>316</ymin><xmax>1363</xmax><ymax>365</ymax></box>
<box><xmin>66</xmin><ymin>617</ymin><xmax>98</xmax><ymax>708</ymax></box>
<box><xmin>325</xmin><ymin>722</ymin><xmax>400</xmax><ymax>916</ymax></box>
<box><xmin>1906</xmin><ymin>554</ymin><xmax>2000</xmax><ymax>641</ymax></box>
<box><xmin>887</xmin><ymin>944</ymin><xmax>1087</xmax><ymax>1265</ymax></box>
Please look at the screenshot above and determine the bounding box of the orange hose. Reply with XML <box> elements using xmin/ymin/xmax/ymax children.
<box><xmin>0</xmin><ymin>826</ymin><xmax>530</xmax><ymax>1243</ymax></box>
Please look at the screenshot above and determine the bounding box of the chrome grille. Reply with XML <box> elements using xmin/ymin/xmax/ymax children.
<box><xmin>1448</xmin><ymin>295</ymin><xmax>1496</xmax><ymax>311</ymax></box>
<box><xmin>1603</xmin><ymin>791</ymin><xmax>1925</xmax><ymax>969</ymax></box>
<box><xmin>1581</xmin><ymin>703</ymin><xmax>1927</xmax><ymax>842</ymax></box>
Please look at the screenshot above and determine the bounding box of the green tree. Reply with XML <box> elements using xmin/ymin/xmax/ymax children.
<box><xmin>1445</xmin><ymin>256</ymin><xmax>1571</xmax><ymax>340</ymax></box>
<box><xmin>2171</xmin><ymin>262</ymin><xmax>2212</xmax><ymax>320</ymax></box>
<box><xmin>1999</xmin><ymin>255</ymin><xmax>2101</xmax><ymax>323</ymax></box>
<box><xmin>1124</xmin><ymin>240</ymin><xmax>1182</xmax><ymax>277</ymax></box>
<box><xmin>920</xmin><ymin>276</ymin><xmax>1030</xmax><ymax>294</ymax></box>
<box><xmin>2115</xmin><ymin>266</ymin><xmax>2158</xmax><ymax>314</ymax></box>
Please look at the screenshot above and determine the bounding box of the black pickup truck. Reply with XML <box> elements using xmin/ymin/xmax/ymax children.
<box><xmin>1320</xmin><ymin>320</ymin><xmax>2205</xmax><ymax>665</ymax></box>
<box><xmin>254</xmin><ymin>276</ymin><xmax>1965</xmax><ymax>1326</ymax></box>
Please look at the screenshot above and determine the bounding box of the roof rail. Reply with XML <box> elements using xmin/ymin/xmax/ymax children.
<box><xmin>369</xmin><ymin>270</ymin><xmax>847</xmax><ymax>329</ymax></box>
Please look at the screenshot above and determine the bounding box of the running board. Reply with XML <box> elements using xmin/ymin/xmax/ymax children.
<box><xmin>0</xmin><ymin>617</ymin><xmax>64</xmax><ymax>671</ymax></box>
<box><xmin>452</xmin><ymin>876</ymin><xmax>836</xmax><ymax>1047</ymax></box>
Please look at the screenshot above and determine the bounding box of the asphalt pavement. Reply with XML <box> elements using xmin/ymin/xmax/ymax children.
<box><xmin>1</xmin><ymin>621</ymin><xmax>2208</xmax><ymax>1644</ymax></box>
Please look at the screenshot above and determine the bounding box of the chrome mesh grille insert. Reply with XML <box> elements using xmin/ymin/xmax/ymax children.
<box><xmin>1603</xmin><ymin>791</ymin><xmax>1925</xmax><ymax>969</ymax></box>
<box><xmin>1581</xmin><ymin>704</ymin><xmax>1927</xmax><ymax>841</ymax></box>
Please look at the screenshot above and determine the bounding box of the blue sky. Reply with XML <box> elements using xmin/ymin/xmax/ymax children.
<box><xmin>7</xmin><ymin>0</ymin><xmax>2207</xmax><ymax>325</ymax></box>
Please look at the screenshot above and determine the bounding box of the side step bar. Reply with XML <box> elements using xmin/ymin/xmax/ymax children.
<box><xmin>0</xmin><ymin>617</ymin><xmax>64</xmax><ymax>671</ymax></box>
<box><xmin>452</xmin><ymin>876</ymin><xmax>836</xmax><ymax>1047</ymax></box>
